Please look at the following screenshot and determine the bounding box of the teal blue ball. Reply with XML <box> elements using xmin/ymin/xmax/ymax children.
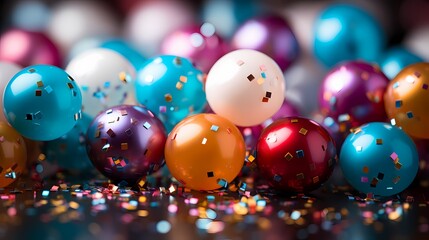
<box><xmin>3</xmin><ymin>65</ymin><xmax>82</xmax><ymax>141</ymax></box>
<box><xmin>314</xmin><ymin>4</ymin><xmax>385</xmax><ymax>68</ymax></box>
<box><xmin>340</xmin><ymin>122</ymin><xmax>418</xmax><ymax>196</ymax></box>
<box><xmin>379</xmin><ymin>47</ymin><xmax>423</xmax><ymax>79</ymax></box>
<box><xmin>135</xmin><ymin>56</ymin><xmax>206</xmax><ymax>132</ymax></box>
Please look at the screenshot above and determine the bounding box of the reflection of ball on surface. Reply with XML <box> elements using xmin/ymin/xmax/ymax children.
<box><xmin>66</xmin><ymin>48</ymin><xmax>136</xmax><ymax>118</ymax></box>
<box><xmin>205</xmin><ymin>49</ymin><xmax>285</xmax><ymax>127</ymax></box>
<box><xmin>384</xmin><ymin>63</ymin><xmax>429</xmax><ymax>139</ymax></box>
<box><xmin>257</xmin><ymin>117</ymin><xmax>337</xmax><ymax>193</ymax></box>
<box><xmin>313</xmin><ymin>4</ymin><xmax>385</xmax><ymax>67</ymax></box>
<box><xmin>0</xmin><ymin>62</ymin><xmax>21</xmax><ymax>122</ymax></box>
<box><xmin>135</xmin><ymin>55</ymin><xmax>206</xmax><ymax>132</ymax></box>
<box><xmin>3</xmin><ymin>65</ymin><xmax>82</xmax><ymax>141</ymax></box>
<box><xmin>86</xmin><ymin>105</ymin><xmax>167</xmax><ymax>185</ymax></box>
<box><xmin>0</xmin><ymin>122</ymin><xmax>27</xmax><ymax>188</ymax></box>
<box><xmin>340</xmin><ymin>122</ymin><xmax>418</xmax><ymax>196</ymax></box>
<box><xmin>165</xmin><ymin>114</ymin><xmax>246</xmax><ymax>191</ymax></box>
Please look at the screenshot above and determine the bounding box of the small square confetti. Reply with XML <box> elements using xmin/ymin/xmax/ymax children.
<box><xmin>296</xmin><ymin>150</ymin><xmax>304</xmax><ymax>158</ymax></box>
<box><xmin>291</xmin><ymin>119</ymin><xmax>298</xmax><ymax>123</ymax></box>
<box><xmin>312</xmin><ymin>176</ymin><xmax>319</xmax><ymax>183</ymax></box>
<box><xmin>370</xmin><ymin>178</ymin><xmax>378</xmax><ymax>187</ymax></box>
<box><xmin>406</xmin><ymin>111</ymin><xmax>414</xmax><ymax>118</ymax></box>
<box><xmin>395</xmin><ymin>100</ymin><xmax>402</xmax><ymax>108</ymax></box>
<box><xmin>45</xmin><ymin>85</ymin><xmax>53</xmax><ymax>94</ymax></box>
<box><xmin>121</xmin><ymin>143</ymin><xmax>128</xmax><ymax>150</ymax></box>
<box><xmin>265</xmin><ymin>91</ymin><xmax>272</xmax><ymax>98</ymax></box>
<box><xmin>262</xmin><ymin>97</ymin><xmax>269</xmax><ymax>102</ymax></box>
<box><xmin>125</xmin><ymin>128</ymin><xmax>132</xmax><ymax>136</ymax></box>
<box><xmin>363</xmin><ymin>166</ymin><xmax>369</xmax><ymax>173</ymax></box>
<box><xmin>28</xmin><ymin>68</ymin><xmax>35</xmax><ymax>73</ymax></box>
<box><xmin>361</xmin><ymin>176</ymin><xmax>368</xmax><ymax>183</ymax></box>
<box><xmin>393</xmin><ymin>82</ymin><xmax>400</xmax><ymax>89</ymax></box>
<box><xmin>36</xmin><ymin>81</ymin><xmax>44</xmax><ymax>87</ymax></box>
<box><xmin>299</xmin><ymin>128</ymin><xmax>308</xmax><ymax>135</ymax></box>
<box><xmin>423</xmin><ymin>84</ymin><xmax>428</xmax><ymax>90</ymax></box>
<box><xmin>414</xmin><ymin>71</ymin><xmax>421</xmax><ymax>78</ymax></box>
<box><xmin>159</xmin><ymin>106</ymin><xmax>167</xmax><ymax>113</ymax></box>
<box><xmin>236</xmin><ymin>60</ymin><xmax>244</xmax><ymax>66</ymax></box>
<box><xmin>390</xmin><ymin>152</ymin><xmax>398</xmax><ymax>161</ymax></box>
<box><xmin>174</xmin><ymin>57</ymin><xmax>182</xmax><ymax>65</ymax></box>
<box><xmin>164</xmin><ymin>94</ymin><xmax>173</xmax><ymax>102</ymax></box>
<box><xmin>143</xmin><ymin>122</ymin><xmax>151</xmax><ymax>129</ymax></box>
<box><xmin>210</xmin><ymin>125</ymin><xmax>219</xmax><ymax>132</ymax></box>
<box><xmin>377</xmin><ymin>172</ymin><xmax>384</xmax><ymax>180</ymax></box>
<box><xmin>25</xmin><ymin>114</ymin><xmax>33</xmax><ymax>120</ymax></box>
<box><xmin>179</xmin><ymin>76</ymin><xmax>187</xmax><ymax>83</ymax></box>
<box><xmin>261</xmin><ymin>72</ymin><xmax>267</xmax><ymax>79</ymax></box>
<box><xmin>247</xmin><ymin>155</ymin><xmax>255</xmax><ymax>162</ymax></box>
<box><xmin>393</xmin><ymin>176</ymin><xmax>401</xmax><ymax>184</ymax></box>
<box><xmin>67</xmin><ymin>83</ymin><xmax>74</xmax><ymax>89</ymax></box>
<box><xmin>247</xmin><ymin>74</ymin><xmax>255</xmax><ymax>81</ymax></box>
<box><xmin>217</xmin><ymin>179</ymin><xmax>228</xmax><ymax>188</ymax></box>
<box><xmin>376</xmin><ymin>139</ymin><xmax>383</xmax><ymax>145</ymax></box>
<box><xmin>107</xmin><ymin>129</ymin><xmax>116</xmax><ymax>137</ymax></box>
<box><xmin>259</xmin><ymin>65</ymin><xmax>267</xmax><ymax>71</ymax></box>
<box><xmin>35</xmin><ymin>90</ymin><xmax>42</xmax><ymax>96</ymax></box>
<box><xmin>296</xmin><ymin>173</ymin><xmax>305</xmax><ymax>180</ymax></box>
<box><xmin>284</xmin><ymin>152</ymin><xmax>293</xmax><ymax>161</ymax></box>
<box><xmin>68</xmin><ymin>75</ymin><xmax>74</xmax><ymax>81</ymax></box>
<box><xmin>395</xmin><ymin>162</ymin><xmax>402</xmax><ymax>170</ymax></box>
<box><xmin>273</xmin><ymin>174</ymin><xmax>282</xmax><ymax>182</ymax></box>
<box><xmin>257</xmin><ymin>78</ymin><xmax>264</xmax><ymax>85</ymax></box>
<box><xmin>176</xmin><ymin>82</ymin><xmax>183</xmax><ymax>90</ymax></box>
<box><xmin>207</xmin><ymin>171</ymin><xmax>214</xmax><ymax>178</ymax></box>
<box><xmin>202</xmin><ymin>138</ymin><xmax>207</xmax><ymax>144</ymax></box>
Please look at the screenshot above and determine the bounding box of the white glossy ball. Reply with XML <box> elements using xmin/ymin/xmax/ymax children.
<box><xmin>205</xmin><ymin>49</ymin><xmax>285</xmax><ymax>126</ymax></box>
<box><xmin>65</xmin><ymin>48</ymin><xmax>136</xmax><ymax>117</ymax></box>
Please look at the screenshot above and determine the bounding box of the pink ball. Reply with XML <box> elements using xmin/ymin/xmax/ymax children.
<box><xmin>0</xmin><ymin>29</ymin><xmax>62</xmax><ymax>67</ymax></box>
<box><xmin>231</xmin><ymin>15</ymin><xmax>299</xmax><ymax>72</ymax></box>
<box><xmin>161</xmin><ymin>23</ymin><xmax>228</xmax><ymax>73</ymax></box>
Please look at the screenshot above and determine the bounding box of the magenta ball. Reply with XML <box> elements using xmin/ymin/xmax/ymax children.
<box><xmin>231</xmin><ymin>15</ymin><xmax>299</xmax><ymax>72</ymax></box>
<box><xmin>0</xmin><ymin>29</ymin><xmax>61</xmax><ymax>67</ymax></box>
<box><xmin>319</xmin><ymin>61</ymin><xmax>389</xmax><ymax>132</ymax></box>
<box><xmin>238</xmin><ymin>125</ymin><xmax>264</xmax><ymax>151</ymax></box>
<box><xmin>86</xmin><ymin>105</ymin><xmax>167</xmax><ymax>185</ymax></box>
<box><xmin>161</xmin><ymin>23</ymin><xmax>227</xmax><ymax>73</ymax></box>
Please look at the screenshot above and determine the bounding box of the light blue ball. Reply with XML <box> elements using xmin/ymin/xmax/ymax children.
<box><xmin>44</xmin><ymin>113</ymin><xmax>93</xmax><ymax>172</ymax></box>
<box><xmin>314</xmin><ymin>4</ymin><xmax>385</xmax><ymax>68</ymax></box>
<box><xmin>340</xmin><ymin>122</ymin><xmax>418</xmax><ymax>196</ymax></box>
<box><xmin>135</xmin><ymin>56</ymin><xmax>206</xmax><ymax>132</ymax></box>
<box><xmin>379</xmin><ymin>47</ymin><xmax>423</xmax><ymax>79</ymax></box>
<box><xmin>3</xmin><ymin>65</ymin><xmax>82</xmax><ymax>141</ymax></box>
<box><xmin>100</xmin><ymin>39</ymin><xmax>146</xmax><ymax>70</ymax></box>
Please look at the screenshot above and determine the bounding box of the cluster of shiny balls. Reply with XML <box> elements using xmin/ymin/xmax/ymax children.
<box><xmin>0</xmin><ymin>1</ymin><xmax>428</xmax><ymax>198</ymax></box>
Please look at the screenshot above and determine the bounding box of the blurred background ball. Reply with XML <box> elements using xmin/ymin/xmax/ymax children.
<box><xmin>231</xmin><ymin>14</ymin><xmax>299</xmax><ymax>72</ymax></box>
<box><xmin>161</xmin><ymin>23</ymin><xmax>227</xmax><ymax>73</ymax></box>
<box><xmin>313</xmin><ymin>4</ymin><xmax>385</xmax><ymax>68</ymax></box>
<box><xmin>384</xmin><ymin>63</ymin><xmax>429</xmax><ymax>139</ymax></box>
<box><xmin>404</xmin><ymin>26</ymin><xmax>429</xmax><ymax>61</ymax></box>
<box><xmin>379</xmin><ymin>47</ymin><xmax>423</xmax><ymax>80</ymax></box>
<box><xmin>100</xmin><ymin>39</ymin><xmax>146</xmax><ymax>70</ymax></box>
<box><xmin>340</xmin><ymin>122</ymin><xmax>418</xmax><ymax>196</ymax></box>
<box><xmin>256</xmin><ymin>117</ymin><xmax>337</xmax><ymax>193</ymax></box>
<box><xmin>3</xmin><ymin>65</ymin><xmax>82</xmax><ymax>141</ymax></box>
<box><xmin>165</xmin><ymin>114</ymin><xmax>246</xmax><ymax>191</ymax></box>
<box><xmin>0</xmin><ymin>29</ymin><xmax>62</xmax><ymax>67</ymax></box>
<box><xmin>0</xmin><ymin>122</ymin><xmax>27</xmax><ymax>188</ymax></box>
<box><xmin>66</xmin><ymin>48</ymin><xmax>136</xmax><ymax>117</ymax></box>
<box><xmin>0</xmin><ymin>62</ymin><xmax>21</xmax><ymax>122</ymax></box>
<box><xmin>47</xmin><ymin>0</ymin><xmax>119</xmax><ymax>55</ymax></box>
<box><xmin>135</xmin><ymin>55</ymin><xmax>206</xmax><ymax>132</ymax></box>
<box><xmin>319</xmin><ymin>61</ymin><xmax>389</xmax><ymax>145</ymax></box>
<box><xmin>205</xmin><ymin>49</ymin><xmax>285</xmax><ymax>127</ymax></box>
<box><xmin>43</xmin><ymin>113</ymin><xmax>93</xmax><ymax>175</ymax></box>
<box><xmin>124</xmin><ymin>0</ymin><xmax>195</xmax><ymax>57</ymax></box>
<box><xmin>10</xmin><ymin>0</ymin><xmax>51</xmax><ymax>31</ymax></box>
<box><xmin>86</xmin><ymin>105</ymin><xmax>167</xmax><ymax>185</ymax></box>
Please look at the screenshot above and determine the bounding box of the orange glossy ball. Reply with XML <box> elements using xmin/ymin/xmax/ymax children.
<box><xmin>384</xmin><ymin>63</ymin><xmax>429</xmax><ymax>139</ymax></box>
<box><xmin>165</xmin><ymin>114</ymin><xmax>246</xmax><ymax>190</ymax></box>
<box><xmin>0</xmin><ymin>122</ymin><xmax>27</xmax><ymax>187</ymax></box>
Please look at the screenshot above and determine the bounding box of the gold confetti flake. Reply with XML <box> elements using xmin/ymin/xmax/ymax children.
<box><xmin>299</xmin><ymin>128</ymin><xmax>308</xmax><ymax>135</ymax></box>
<box><xmin>119</xmin><ymin>72</ymin><xmax>128</xmax><ymax>83</ymax></box>
<box><xmin>284</xmin><ymin>152</ymin><xmax>293</xmax><ymax>161</ymax></box>
<box><xmin>363</xmin><ymin>166</ymin><xmax>369</xmax><ymax>173</ymax></box>
<box><xmin>176</xmin><ymin>82</ymin><xmax>183</xmax><ymax>90</ymax></box>
<box><xmin>257</xmin><ymin>78</ymin><xmax>264</xmax><ymax>85</ymax></box>
<box><xmin>179</xmin><ymin>76</ymin><xmax>188</xmax><ymax>83</ymax></box>
<box><xmin>165</xmin><ymin>94</ymin><xmax>173</xmax><ymax>102</ymax></box>
<box><xmin>296</xmin><ymin>173</ymin><xmax>305</xmax><ymax>180</ymax></box>
<box><xmin>395</xmin><ymin>162</ymin><xmax>402</xmax><ymax>170</ymax></box>
<box><xmin>202</xmin><ymin>138</ymin><xmax>208</xmax><ymax>144</ymax></box>
<box><xmin>312</xmin><ymin>176</ymin><xmax>319</xmax><ymax>183</ymax></box>
<box><xmin>36</xmin><ymin>81</ymin><xmax>44</xmax><ymax>87</ymax></box>
<box><xmin>247</xmin><ymin>155</ymin><xmax>255</xmax><ymax>162</ymax></box>
<box><xmin>67</xmin><ymin>83</ymin><xmax>74</xmax><ymax>89</ymax></box>
<box><xmin>376</xmin><ymin>139</ymin><xmax>383</xmax><ymax>145</ymax></box>
<box><xmin>121</xmin><ymin>143</ymin><xmax>128</xmax><ymax>150</ymax></box>
<box><xmin>291</xmin><ymin>119</ymin><xmax>299</xmax><ymax>123</ymax></box>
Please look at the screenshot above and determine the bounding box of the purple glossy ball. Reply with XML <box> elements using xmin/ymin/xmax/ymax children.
<box><xmin>231</xmin><ymin>15</ymin><xmax>299</xmax><ymax>72</ymax></box>
<box><xmin>86</xmin><ymin>105</ymin><xmax>167</xmax><ymax>185</ymax></box>
<box><xmin>319</xmin><ymin>61</ymin><xmax>389</xmax><ymax>145</ymax></box>
<box><xmin>270</xmin><ymin>99</ymin><xmax>300</xmax><ymax>121</ymax></box>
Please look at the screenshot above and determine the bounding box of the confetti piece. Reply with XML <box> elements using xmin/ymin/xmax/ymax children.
<box><xmin>165</xmin><ymin>94</ymin><xmax>173</xmax><ymax>102</ymax></box>
<box><xmin>361</xmin><ymin>177</ymin><xmax>368</xmax><ymax>183</ymax></box>
<box><xmin>395</xmin><ymin>162</ymin><xmax>402</xmax><ymax>170</ymax></box>
<box><xmin>377</xmin><ymin>172</ymin><xmax>385</xmax><ymax>180</ymax></box>
<box><xmin>296</xmin><ymin>173</ymin><xmax>305</xmax><ymax>180</ymax></box>
<box><xmin>257</xmin><ymin>78</ymin><xmax>264</xmax><ymax>85</ymax></box>
<box><xmin>395</xmin><ymin>100</ymin><xmax>402</xmax><ymax>108</ymax></box>
<box><xmin>247</xmin><ymin>155</ymin><xmax>255</xmax><ymax>162</ymax></box>
<box><xmin>406</xmin><ymin>111</ymin><xmax>414</xmax><ymax>119</ymax></box>
<box><xmin>296</xmin><ymin>150</ymin><xmax>304</xmax><ymax>158</ymax></box>
<box><xmin>376</xmin><ymin>139</ymin><xmax>383</xmax><ymax>145</ymax></box>
<box><xmin>363</xmin><ymin>166</ymin><xmax>369</xmax><ymax>173</ymax></box>
<box><xmin>423</xmin><ymin>84</ymin><xmax>428</xmax><ymax>90</ymax></box>
<box><xmin>174</xmin><ymin>57</ymin><xmax>182</xmax><ymax>65</ymax></box>
<box><xmin>202</xmin><ymin>138</ymin><xmax>208</xmax><ymax>144</ymax></box>
<box><xmin>299</xmin><ymin>128</ymin><xmax>308</xmax><ymax>135</ymax></box>
<box><xmin>176</xmin><ymin>82</ymin><xmax>183</xmax><ymax>90</ymax></box>
<box><xmin>390</xmin><ymin>152</ymin><xmax>398</xmax><ymax>161</ymax></box>
<box><xmin>273</xmin><ymin>174</ymin><xmax>282</xmax><ymax>182</ymax></box>
<box><xmin>262</xmin><ymin>97</ymin><xmax>269</xmax><ymax>102</ymax></box>
<box><xmin>207</xmin><ymin>171</ymin><xmax>214</xmax><ymax>178</ymax></box>
<box><xmin>119</xmin><ymin>72</ymin><xmax>128</xmax><ymax>83</ymax></box>
<box><xmin>107</xmin><ymin>129</ymin><xmax>116</xmax><ymax>137</ymax></box>
<box><xmin>121</xmin><ymin>143</ymin><xmax>128</xmax><ymax>150</ymax></box>
<box><xmin>247</xmin><ymin>74</ymin><xmax>255</xmax><ymax>81</ymax></box>
<box><xmin>284</xmin><ymin>152</ymin><xmax>293</xmax><ymax>161</ymax></box>
<box><xmin>45</xmin><ymin>85</ymin><xmax>53</xmax><ymax>94</ymax></box>
<box><xmin>25</xmin><ymin>114</ymin><xmax>33</xmax><ymax>120</ymax></box>
<box><xmin>35</xmin><ymin>90</ymin><xmax>42</xmax><ymax>96</ymax></box>
<box><xmin>36</xmin><ymin>81</ymin><xmax>43</xmax><ymax>87</ymax></box>
<box><xmin>312</xmin><ymin>176</ymin><xmax>319</xmax><ymax>183</ymax></box>
<box><xmin>370</xmin><ymin>178</ymin><xmax>378</xmax><ymax>188</ymax></box>
<box><xmin>67</xmin><ymin>82</ymin><xmax>74</xmax><ymax>89</ymax></box>
<box><xmin>261</xmin><ymin>72</ymin><xmax>267</xmax><ymax>79</ymax></box>
<box><xmin>179</xmin><ymin>76</ymin><xmax>188</xmax><ymax>83</ymax></box>
<box><xmin>42</xmin><ymin>190</ymin><xmax>49</xmax><ymax>197</ymax></box>
<box><xmin>217</xmin><ymin>179</ymin><xmax>228</xmax><ymax>188</ymax></box>
<box><xmin>143</xmin><ymin>122</ymin><xmax>151</xmax><ymax>129</ymax></box>
<box><xmin>210</xmin><ymin>125</ymin><xmax>219</xmax><ymax>132</ymax></box>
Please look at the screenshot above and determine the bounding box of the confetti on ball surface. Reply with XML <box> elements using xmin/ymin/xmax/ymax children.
<box><xmin>0</xmin><ymin>1</ymin><xmax>429</xmax><ymax>239</ymax></box>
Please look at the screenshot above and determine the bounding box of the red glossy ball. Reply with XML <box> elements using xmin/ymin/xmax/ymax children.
<box><xmin>256</xmin><ymin>117</ymin><xmax>337</xmax><ymax>192</ymax></box>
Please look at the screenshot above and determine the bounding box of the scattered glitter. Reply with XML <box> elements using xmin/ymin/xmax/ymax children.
<box><xmin>299</xmin><ymin>128</ymin><xmax>308</xmax><ymax>135</ymax></box>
